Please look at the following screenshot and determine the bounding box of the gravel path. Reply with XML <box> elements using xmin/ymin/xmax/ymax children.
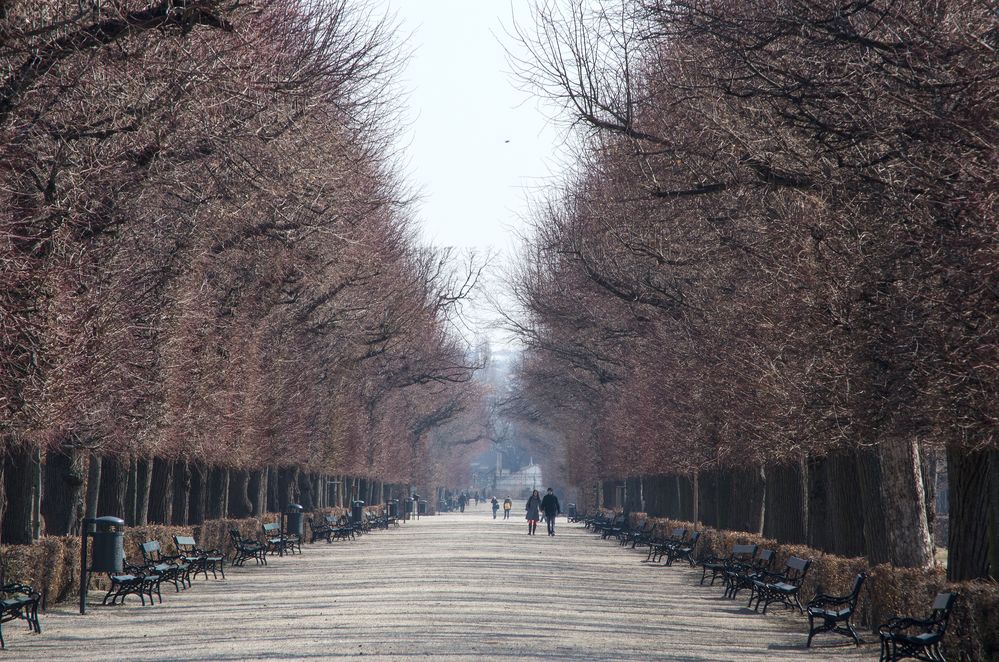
<box><xmin>5</xmin><ymin>508</ymin><xmax>876</xmax><ymax>660</ymax></box>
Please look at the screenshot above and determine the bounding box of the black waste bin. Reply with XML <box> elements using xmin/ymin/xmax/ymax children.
<box><xmin>352</xmin><ymin>500</ymin><xmax>365</xmax><ymax>524</ymax></box>
<box><xmin>567</xmin><ymin>503</ymin><xmax>577</xmax><ymax>519</ymax></box>
<box><xmin>418</xmin><ymin>500</ymin><xmax>428</xmax><ymax>515</ymax></box>
<box><xmin>91</xmin><ymin>516</ymin><xmax>125</xmax><ymax>573</ymax></box>
<box><xmin>386</xmin><ymin>500</ymin><xmax>396</xmax><ymax>518</ymax></box>
<box><xmin>286</xmin><ymin>503</ymin><xmax>304</xmax><ymax>537</ymax></box>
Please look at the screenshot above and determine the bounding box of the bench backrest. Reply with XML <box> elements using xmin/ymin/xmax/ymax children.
<box><xmin>846</xmin><ymin>572</ymin><xmax>866</xmax><ymax>605</ymax></box>
<box><xmin>262</xmin><ymin>522</ymin><xmax>280</xmax><ymax>533</ymax></box>
<box><xmin>139</xmin><ymin>540</ymin><xmax>162</xmax><ymax>562</ymax></box>
<box><xmin>669</xmin><ymin>527</ymin><xmax>686</xmax><ymax>540</ymax></box>
<box><xmin>684</xmin><ymin>531</ymin><xmax>701</xmax><ymax>548</ymax></box>
<box><xmin>928</xmin><ymin>592</ymin><xmax>958</xmax><ymax>633</ymax></box>
<box><xmin>174</xmin><ymin>535</ymin><xmax>196</xmax><ymax>552</ymax></box>
<box><xmin>782</xmin><ymin>556</ymin><xmax>811</xmax><ymax>585</ymax></box>
<box><xmin>634</xmin><ymin>518</ymin><xmax>646</xmax><ymax>530</ymax></box>
<box><xmin>755</xmin><ymin>549</ymin><xmax>776</xmax><ymax>569</ymax></box>
<box><xmin>731</xmin><ymin>543</ymin><xmax>758</xmax><ymax>560</ymax></box>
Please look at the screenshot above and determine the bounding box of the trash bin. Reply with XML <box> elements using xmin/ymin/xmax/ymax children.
<box><xmin>352</xmin><ymin>500</ymin><xmax>365</xmax><ymax>524</ymax></box>
<box><xmin>418</xmin><ymin>500</ymin><xmax>428</xmax><ymax>515</ymax></box>
<box><xmin>567</xmin><ymin>503</ymin><xmax>577</xmax><ymax>519</ymax></box>
<box><xmin>386</xmin><ymin>500</ymin><xmax>396</xmax><ymax>518</ymax></box>
<box><xmin>91</xmin><ymin>516</ymin><xmax>125</xmax><ymax>573</ymax></box>
<box><xmin>286</xmin><ymin>503</ymin><xmax>304</xmax><ymax>537</ymax></box>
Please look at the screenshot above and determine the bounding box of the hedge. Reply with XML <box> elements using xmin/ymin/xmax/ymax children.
<box><xmin>0</xmin><ymin>507</ymin><xmax>353</xmax><ymax>611</ymax></box>
<box><xmin>619</xmin><ymin>512</ymin><xmax>999</xmax><ymax>661</ymax></box>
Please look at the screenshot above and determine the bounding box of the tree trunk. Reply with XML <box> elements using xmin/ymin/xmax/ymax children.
<box><xmin>878</xmin><ymin>438</ymin><xmax>934</xmax><ymax>567</ymax></box>
<box><xmin>278</xmin><ymin>466</ymin><xmax>298</xmax><ymax>511</ymax></box>
<box><xmin>147</xmin><ymin>457</ymin><xmax>175</xmax><ymax>524</ymax></box>
<box><xmin>946</xmin><ymin>445</ymin><xmax>990</xmax><ymax>580</ymax></box>
<box><xmin>2</xmin><ymin>447</ymin><xmax>34</xmax><ymax>544</ymax></box>
<box><xmin>806</xmin><ymin>456</ymin><xmax>829</xmax><ymax>551</ymax></box>
<box><xmin>173</xmin><ymin>460</ymin><xmax>191</xmax><ymax>525</ymax></box>
<box><xmin>763</xmin><ymin>462</ymin><xmax>807</xmax><ymax>544</ymax></box>
<box><xmin>987</xmin><ymin>449</ymin><xmax>999</xmax><ymax>581</ymax></box>
<box><xmin>85</xmin><ymin>453</ymin><xmax>101</xmax><ymax>520</ymax></box>
<box><xmin>267</xmin><ymin>466</ymin><xmax>280</xmax><ymax>512</ymax></box>
<box><xmin>97</xmin><ymin>455</ymin><xmax>128</xmax><ymax>519</ymax></box>
<box><xmin>41</xmin><ymin>444</ymin><xmax>86</xmax><ymax>536</ymax></box>
<box><xmin>206</xmin><ymin>466</ymin><xmax>229</xmax><ymax>520</ymax></box>
<box><xmin>228</xmin><ymin>469</ymin><xmax>252</xmax><ymax>518</ymax></box>
<box><xmin>854</xmin><ymin>447</ymin><xmax>891</xmax><ymax>565</ymax></box>
<box><xmin>134</xmin><ymin>458</ymin><xmax>152</xmax><ymax>526</ymax></box>
<box><xmin>824</xmin><ymin>451</ymin><xmax>866</xmax><ymax>557</ymax></box>
<box><xmin>124</xmin><ymin>458</ymin><xmax>137</xmax><ymax>525</ymax></box>
<box><xmin>298</xmin><ymin>470</ymin><xmax>314</xmax><ymax>511</ymax></box>
<box><xmin>189</xmin><ymin>462</ymin><xmax>207</xmax><ymax>525</ymax></box>
<box><xmin>248</xmin><ymin>469</ymin><xmax>265</xmax><ymax>516</ymax></box>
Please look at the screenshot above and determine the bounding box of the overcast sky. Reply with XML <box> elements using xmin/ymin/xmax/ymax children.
<box><xmin>383</xmin><ymin>1</ymin><xmax>567</xmax><ymax>343</ymax></box>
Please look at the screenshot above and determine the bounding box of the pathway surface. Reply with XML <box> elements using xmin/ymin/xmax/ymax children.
<box><xmin>5</xmin><ymin>508</ymin><xmax>875</xmax><ymax>660</ymax></box>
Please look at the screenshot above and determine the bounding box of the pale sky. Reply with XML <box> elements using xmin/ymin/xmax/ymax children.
<box><xmin>383</xmin><ymin>1</ymin><xmax>565</xmax><ymax>341</ymax></box>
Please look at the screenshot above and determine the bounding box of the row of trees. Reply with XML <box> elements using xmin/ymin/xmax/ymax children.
<box><xmin>0</xmin><ymin>1</ymin><xmax>485</xmax><ymax>543</ymax></box>
<box><xmin>506</xmin><ymin>1</ymin><xmax>997</xmax><ymax>579</ymax></box>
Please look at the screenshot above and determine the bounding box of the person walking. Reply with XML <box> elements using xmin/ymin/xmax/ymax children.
<box><xmin>541</xmin><ymin>487</ymin><xmax>561</xmax><ymax>536</ymax></box>
<box><xmin>525</xmin><ymin>489</ymin><xmax>542</xmax><ymax>535</ymax></box>
<box><xmin>503</xmin><ymin>496</ymin><xmax>512</xmax><ymax>519</ymax></box>
<box><xmin>458</xmin><ymin>493</ymin><xmax>466</xmax><ymax>513</ymax></box>
<box><xmin>491</xmin><ymin>496</ymin><xmax>499</xmax><ymax>519</ymax></box>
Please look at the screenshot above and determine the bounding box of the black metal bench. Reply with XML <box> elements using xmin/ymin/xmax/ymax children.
<box><xmin>807</xmin><ymin>572</ymin><xmax>866</xmax><ymax>647</ymax></box>
<box><xmin>102</xmin><ymin>563</ymin><xmax>161</xmax><ymax>606</ymax></box>
<box><xmin>647</xmin><ymin>527</ymin><xmax>687</xmax><ymax>563</ymax></box>
<box><xmin>173</xmin><ymin>535</ymin><xmax>226</xmax><ymax>580</ymax></box>
<box><xmin>139</xmin><ymin>540</ymin><xmax>191</xmax><ymax>592</ymax></box>
<box><xmin>618</xmin><ymin>518</ymin><xmax>651</xmax><ymax>546</ymax></box>
<box><xmin>749</xmin><ymin>555</ymin><xmax>811</xmax><ymax>613</ymax></box>
<box><xmin>700</xmin><ymin>543</ymin><xmax>757</xmax><ymax>586</ymax></box>
<box><xmin>229</xmin><ymin>529</ymin><xmax>267</xmax><ymax>566</ymax></box>
<box><xmin>878</xmin><ymin>592</ymin><xmax>957</xmax><ymax>662</ymax></box>
<box><xmin>665</xmin><ymin>530</ymin><xmax>701</xmax><ymax>567</ymax></box>
<box><xmin>0</xmin><ymin>583</ymin><xmax>41</xmax><ymax>649</ymax></box>
<box><xmin>724</xmin><ymin>548</ymin><xmax>776</xmax><ymax>599</ymax></box>
<box><xmin>262</xmin><ymin>522</ymin><xmax>301</xmax><ymax>556</ymax></box>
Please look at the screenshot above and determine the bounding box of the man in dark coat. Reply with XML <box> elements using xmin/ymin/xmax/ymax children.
<box><xmin>540</xmin><ymin>488</ymin><xmax>560</xmax><ymax>536</ymax></box>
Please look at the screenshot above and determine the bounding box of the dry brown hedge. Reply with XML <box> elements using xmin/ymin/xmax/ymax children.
<box><xmin>621</xmin><ymin>513</ymin><xmax>999</xmax><ymax>661</ymax></box>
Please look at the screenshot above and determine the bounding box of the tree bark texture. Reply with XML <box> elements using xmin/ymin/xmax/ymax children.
<box><xmin>267</xmin><ymin>466</ymin><xmax>279</xmax><ymax>512</ymax></box>
<box><xmin>41</xmin><ymin>445</ymin><xmax>85</xmax><ymax>536</ymax></box>
<box><xmin>84</xmin><ymin>453</ymin><xmax>101</xmax><ymax>520</ymax></box>
<box><xmin>946</xmin><ymin>445</ymin><xmax>990</xmax><ymax>580</ymax></box>
<box><xmin>124</xmin><ymin>459</ymin><xmax>137</xmax><ymax>525</ymax></box>
<box><xmin>172</xmin><ymin>460</ymin><xmax>191</xmax><ymax>525</ymax></box>
<box><xmin>2</xmin><ymin>447</ymin><xmax>34</xmax><ymax>544</ymax></box>
<box><xmin>228</xmin><ymin>469</ymin><xmax>252</xmax><ymax>518</ymax></box>
<box><xmin>806</xmin><ymin>456</ymin><xmax>830</xmax><ymax>551</ymax></box>
<box><xmin>147</xmin><ymin>457</ymin><xmax>174</xmax><ymax>524</ymax></box>
<box><xmin>206</xmin><ymin>466</ymin><xmax>229</xmax><ymax>520</ymax></box>
<box><xmin>298</xmin><ymin>470</ymin><xmax>314</xmax><ymax>511</ymax></box>
<box><xmin>989</xmin><ymin>450</ymin><xmax>999</xmax><ymax>581</ymax></box>
<box><xmin>824</xmin><ymin>451</ymin><xmax>866</xmax><ymax>557</ymax></box>
<box><xmin>763</xmin><ymin>462</ymin><xmax>807</xmax><ymax>544</ymax></box>
<box><xmin>855</xmin><ymin>447</ymin><xmax>891</xmax><ymax>565</ymax></box>
<box><xmin>878</xmin><ymin>438</ymin><xmax>934</xmax><ymax>567</ymax></box>
<box><xmin>189</xmin><ymin>462</ymin><xmax>207</xmax><ymax>525</ymax></box>
<box><xmin>248</xmin><ymin>469</ymin><xmax>265</xmax><ymax>516</ymax></box>
<box><xmin>134</xmin><ymin>459</ymin><xmax>152</xmax><ymax>526</ymax></box>
<box><xmin>96</xmin><ymin>455</ymin><xmax>128</xmax><ymax>520</ymax></box>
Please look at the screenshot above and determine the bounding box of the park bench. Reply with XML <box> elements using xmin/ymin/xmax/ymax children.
<box><xmin>878</xmin><ymin>592</ymin><xmax>957</xmax><ymax>662</ymax></box>
<box><xmin>229</xmin><ymin>529</ymin><xmax>267</xmax><ymax>566</ymax></box>
<box><xmin>328</xmin><ymin>514</ymin><xmax>357</xmax><ymax>540</ymax></box>
<box><xmin>646</xmin><ymin>527</ymin><xmax>687</xmax><ymax>563</ymax></box>
<box><xmin>724</xmin><ymin>548</ymin><xmax>776</xmax><ymax>599</ymax></box>
<box><xmin>749</xmin><ymin>555</ymin><xmax>811</xmax><ymax>614</ymax></box>
<box><xmin>0</xmin><ymin>583</ymin><xmax>41</xmax><ymax>649</ymax></box>
<box><xmin>806</xmin><ymin>572</ymin><xmax>866</xmax><ymax>647</ymax></box>
<box><xmin>628</xmin><ymin>520</ymin><xmax>659</xmax><ymax>550</ymax></box>
<box><xmin>262</xmin><ymin>521</ymin><xmax>301</xmax><ymax>556</ymax></box>
<box><xmin>665</xmin><ymin>530</ymin><xmax>701</xmax><ymax>567</ymax></box>
<box><xmin>700</xmin><ymin>543</ymin><xmax>758</xmax><ymax>586</ymax></box>
<box><xmin>617</xmin><ymin>518</ymin><xmax>651</xmax><ymax>545</ymax></box>
<box><xmin>602</xmin><ymin>513</ymin><xmax>632</xmax><ymax>539</ymax></box>
<box><xmin>102</xmin><ymin>563</ymin><xmax>161</xmax><ymax>606</ymax></box>
<box><xmin>139</xmin><ymin>540</ymin><xmax>191</xmax><ymax>592</ymax></box>
<box><xmin>308</xmin><ymin>515</ymin><xmax>333</xmax><ymax>543</ymax></box>
<box><xmin>590</xmin><ymin>513</ymin><xmax>622</xmax><ymax>536</ymax></box>
<box><xmin>173</xmin><ymin>535</ymin><xmax>226</xmax><ymax>580</ymax></box>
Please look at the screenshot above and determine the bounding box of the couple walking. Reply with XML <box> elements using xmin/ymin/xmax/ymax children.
<box><xmin>525</xmin><ymin>488</ymin><xmax>560</xmax><ymax>536</ymax></box>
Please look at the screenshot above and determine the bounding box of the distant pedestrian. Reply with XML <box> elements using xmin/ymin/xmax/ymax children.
<box><xmin>503</xmin><ymin>496</ymin><xmax>512</xmax><ymax>519</ymax></box>
<box><xmin>459</xmin><ymin>493</ymin><xmax>466</xmax><ymax>513</ymax></box>
<box><xmin>525</xmin><ymin>489</ymin><xmax>542</xmax><ymax>535</ymax></box>
<box><xmin>541</xmin><ymin>487</ymin><xmax>561</xmax><ymax>536</ymax></box>
<box><xmin>491</xmin><ymin>496</ymin><xmax>499</xmax><ymax>519</ymax></box>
